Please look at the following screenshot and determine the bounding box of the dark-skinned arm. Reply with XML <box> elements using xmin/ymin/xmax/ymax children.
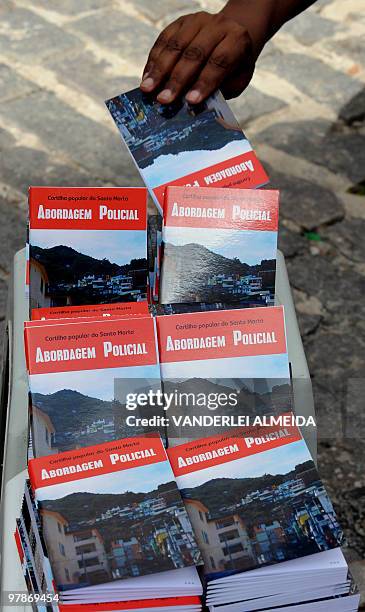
<box><xmin>140</xmin><ymin>0</ymin><xmax>317</xmax><ymax>104</ymax></box>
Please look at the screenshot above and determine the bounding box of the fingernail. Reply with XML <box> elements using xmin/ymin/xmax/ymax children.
<box><xmin>186</xmin><ymin>90</ymin><xmax>201</xmax><ymax>103</ymax></box>
<box><xmin>157</xmin><ymin>89</ymin><xmax>173</xmax><ymax>103</ymax></box>
<box><xmin>140</xmin><ymin>77</ymin><xmax>155</xmax><ymax>90</ymax></box>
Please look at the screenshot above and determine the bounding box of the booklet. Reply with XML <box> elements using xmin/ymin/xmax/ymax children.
<box><xmin>156</xmin><ymin>306</ymin><xmax>292</xmax><ymax>440</ymax></box>
<box><xmin>28</xmin><ymin>436</ymin><xmax>202</xmax><ymax>591</ymax></box>
<box><xmin>24</xmin><ymin>316</ymin><xmax>163</xmax><ymax>456</ymax></box>
<box><xmin>160</xmin><ymin>187</ymin><xmax>279</xmax><ymax>307</ymax></box>
<box><xmin>105</xmin><ymin>89</ymin><xmax>268</xmax><ymax>215</ymax></box>
<box><xmin>167</xmin><ymin>420</ymin><xmax>343</xmax><ymax>580</ymax></box>
<box><xmin>28</xmin><ymin>187</ymin><xmax>148</xmax><ymax>320</ymax></box>
<box><xmin>18</xmin><ymin>480</ymin><xmax>203</xmax><ymax>609</ymax></box>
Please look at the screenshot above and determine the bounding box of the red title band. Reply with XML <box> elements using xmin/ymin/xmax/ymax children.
<box><xmin>25</xmin><ymin>316</ymin><xmax>158</xmax><ymax>374</ymax></box>
<box><xmin>157</xmin><ymin>306</ymin><xmax>287</xmax><ymax>363</ymax></box>
<box><xmin>29</xmin><ymin>187</ymin><xmax>147</xmax><ymax>230</ymax></box>
<box><xmin>29</xmin><ymin>436</ymin><xmax>167</xmax><ymax>489</ymax></box>
<box><xmin>153</xmin><ymin>151</ymin><xmax>268</xmax><ymax>208</ymax></box>
<box><xmin>168</xmin><ymin>416</ymin><xmax>302</xmax><ymax>477</ymax></box>
<box><xmin>58</xmin><ymin>597</ymin><xmax>201</xmax><ymax>611</ymax></box>
<box><xmin>164</xmin><ymin>186</ymin><xmax>279</xmax><ymax>231</ymax></box>
<box><xmin>31</xmin><ymin>300</ymin><xmax>149</xmax><ymax>321</ymax></box>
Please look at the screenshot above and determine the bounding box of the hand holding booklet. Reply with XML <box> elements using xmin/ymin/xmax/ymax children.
<box><xmin>106</xmin><ymin>89</ymin><xmax>268</xmax><ymax>214</ymax></box>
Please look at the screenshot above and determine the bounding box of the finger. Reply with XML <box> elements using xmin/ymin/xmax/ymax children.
<box><xmin>156</xmin><ymin>26</ymin><xmax>226</xmax><ymax>104</ymax></box>
<box><xmin>140</xmin><ymin>19</ymin><xmax>184</xmax><ymax>91</ymax></box>
<box><xmin>143</xmin><ymin>16</ymin><xmax>205</xmax><ymax>96</ymax></box>
<box><xmin>186</xmin><ymin>30</ymin><xmax>253</xmax><ymax>104</ymax></box>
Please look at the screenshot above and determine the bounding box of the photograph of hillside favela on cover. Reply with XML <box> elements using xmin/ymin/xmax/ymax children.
<box><xmin>29</xmin><ymin>228</ymin><xmax>147</xmax><ymax>308</ymax></box>
<box><xmin>106</xmin><ymin>89</ymin><xmax>255</xmax><ymax>191</ymax></box>
<box><xmin>30</xmin><ymin>367</ymin><xmax>162</xmax><ymax>457</ymax></box>
<box><xmin>161</xmin><ymin>227</ymin><xmax>277</xmax><ymax>306</ymax></box>
<box><xmin>35</xmin><ymin>461</ymin><xmax>201</xmax><ymax>589</ymax></box>
<box><xmin>173</xmin><ymin>436</ymin><xmax>343</xmax><ymax>579</ymax></box>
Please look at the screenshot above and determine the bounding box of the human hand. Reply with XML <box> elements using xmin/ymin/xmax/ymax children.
<box><xmin>140</xmin><ymin>10</ymin><xmax>257</xmax><ymax>105</ymax></box>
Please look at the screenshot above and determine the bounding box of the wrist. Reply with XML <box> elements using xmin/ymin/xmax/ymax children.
<box><xmin>220</xmin><ymin>0</ymin><xmax>276</xmax><ymax>59</ymax></box>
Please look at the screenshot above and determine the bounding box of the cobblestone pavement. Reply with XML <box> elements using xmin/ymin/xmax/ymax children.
<box><xmin>1</xmin><ymin>0</ymin><xmax>364</xmax><ymax>602</ymax></box>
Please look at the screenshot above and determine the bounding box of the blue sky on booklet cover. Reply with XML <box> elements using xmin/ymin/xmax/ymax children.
<box><xmin>177</xmin><ymin>439</ymin><xmax>312</xmax><ymax>490</ymax></box>
<box><xmin>30</xmin><ymin>228</ymin><xmax>146</xmax><ymax>266</ymax></box>
<box><xmin>31</xmin><ymin>364</ymin><xmax>161</xmax><ymax>400</ymax></box>
<box><xmin>162</xmin><ymin>354</ymin><xmax>290</xmax><ymax>382</ymax></box>
<box><xmin>165</xmin><ymin>227</ymin><xmax>277</xmax><ymax>266</ymax></box>
<box><xmin>36</xmin><ymin>459</ymin><xmax>174</xmax><ymax>501</ymax></box>
<box><xmin>142</xmin><ymin>140</ymin><xmax>252</xmax><ymax>187</ymax></box>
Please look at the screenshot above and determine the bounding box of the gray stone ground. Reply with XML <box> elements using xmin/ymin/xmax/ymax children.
<box><xmin>0</xmin><ymin>0</ymin><xmax>364</xmax><ymax>603</ymax></box>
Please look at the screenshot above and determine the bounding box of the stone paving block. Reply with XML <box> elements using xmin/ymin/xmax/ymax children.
<box><xmin>349</xmin><ymin>560</ymin><xmax>365</xmax><ymax>607</ymax></box>
<box><xmin>47</xmin><ymin>50</ymin><xmax>139</xmax><ymax>103</ymax></box>
<box><xmin>344</xmin><ymin>378</ymin><xmax>365</xmax><ymax>442</ymax></box>
<box><xmin>326</xmin><ymin>36</ymin><xmax>365</xmax><ymax>67</ymax></box>
<box><xmin>0</xmin><ymin>63</ymin><xmax>37</xmax><ymax>102</ymax></box>
<box><xmin>281</xmin><ymin>10</ymin><xmax>340</xmax><ymax>46</ymax></box>
<box><xmin>1</xmin><ymin>90</ymin><xmax>142</xmax><ymax>185</ymax></box>
<box><xmin>340</xmin><ymin>88</ymin><xmax>365</xmax><ymax>125</ymax></box>
<box><xmin>25</xmin><ymin>0</ymin><xmax>104</xmax><ymax>14</ymax></box>
<box><xmin>321</xmin><ymin>218</ymin><xmax>365</xmax><ymax>263</ymax></box>
<box><xmin>0</xmin><ymin>197</ymin><xmax>25</xmax><ymax>274</ymax></box>
<box><xmin>0</xmin><ymin>128</ymin><xmax>107</xmax><ymax>195</ymax></box>
<box><xmin>229</xmin><ymin>86</ymin><xmax>286</xmax><ymax>127</ymax></box>
<box><xmin>277</xmin><ymin>223</ymin><xmax>308</xmax><ymax>258</ymax></box>
<box><xmin>341</xmin><ymin>489</ymin><xmax>365</xmax><ymax>557</ymax></box>
<box><xmin>264</xmin><ymin>164</ymin><xmax>344</xmax><ymax>230</ymax></box>
<box><xmin>297</xmin><ymin>312</ymin><xmax>322</xmax><ymax>337</ymax></box>
<box><xmin>0</xmin><ymin>8</ymin><xmax>80</xmax><ymax>60</ymax></box>
<box><xmin>257</xmin><ymin>119</ymin><xmax>365</xmax><ymax>184</ymax></box>
<box><xmin>132</xmin><ymin>0</ymin><xmax>200</xmax><ymax>22</ymax></box>
<box><xmin>308</xmin><ymin>313</ymin><xmax>365</xmax><ymax>382</ymax></box>
<box><xmin>260</xmin><ymin>49</ymin><xmax>362</xmax><ymax>110</ymax></box>
<box><xmin>70</xmin><ymin>10</ymin><xmax>158</xmax><ymax>67</ymax></box>
<box><xmin>312</xmin><ymin>380</ymin><xmax>344</xmax><ymax>441</ymax></box>
<box><xmin>286</xmin><ymin>253</ymin><xmax>365</xmax><ymax>316</ymax></box>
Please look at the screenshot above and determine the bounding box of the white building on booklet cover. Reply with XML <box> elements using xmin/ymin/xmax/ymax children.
<box><xmin>184</xmin><ymin>499</ymin><xmax>255</xmax><ymax>574</ymax></box>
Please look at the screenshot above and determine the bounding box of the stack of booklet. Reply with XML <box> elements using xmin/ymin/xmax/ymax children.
<box><xmin>168</xmin><ymin>424</ymin><xmax>359</xmax><ymax>611</ymax></box>
<box><xmin>17</xmin><ymin>437</ymin><xmax>203</xmax><ymax>611</ymax></box>
<box><xmin>27</xmin><ymin>186</ymin><xmax>149</xmax><ymax>320</ymax></box>
<box><xmin>14</xmin><ymin>86</ymin><xmax>360</xmax><ymax>611</ymax></box>
<box><xmin>159</xmin><ymin>186</ymin><xmax>279</xmax><ymax>310</ymax></box>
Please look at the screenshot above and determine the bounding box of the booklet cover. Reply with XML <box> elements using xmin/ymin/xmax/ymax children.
<box><xmin>105</xmin><ymin>89</ymin><xmax>268</xmax><ymax>214</ymax></box>
<box><xmin>156</xmin><ymin>307</ymin><xmax>292</xmax><ymax>440</ymax></box>
<box><xmin>28</xmin><ymin>436</ymin><xmax>202</xmax><ymax>591</ymax></box>
<box><xmin>168</xmin><ymin>421</ymin><xmax>343</xmax><ymax>580</ymax></box>
<box><xmin>25</xmin><ymin>316</ymin><xmax>163</xmax><ymax>457</ymax></box>
<box><xmin>160</xmin><ymin>187</ymin><xmax>279</xmax><ymax>307</ymax></box>
<box><xmin>28</xmin><ymin>187</ymin><xmax>148</xmax><ymax>320</ymax></box>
